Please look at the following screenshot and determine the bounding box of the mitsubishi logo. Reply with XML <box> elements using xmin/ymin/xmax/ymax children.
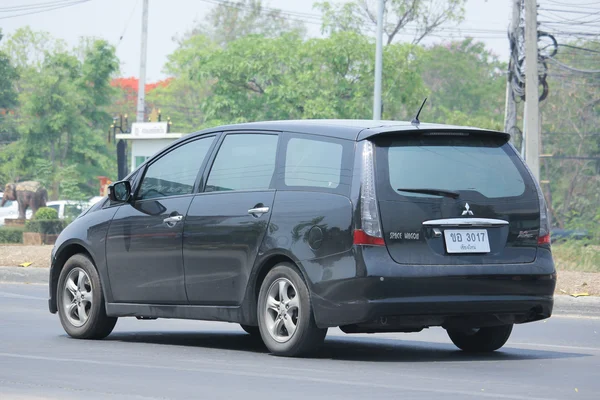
<box><xmin>462</xmin><ymin>203</ymin><xmax>474</xmax><ymax>216</ymax></box>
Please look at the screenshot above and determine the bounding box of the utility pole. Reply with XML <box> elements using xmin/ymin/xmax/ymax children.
<box><xmin>136</xmin><ymin>0</ymin><xmax>149</xmax><ymax>123</ymax></box>
<box><xmin>372</xmin><ymin>0</ymin><xmax>384</xmax><ymax>120</ymax></box>
<box><xmin>503</xmin><ymin>0</ymin><xmax>521</xmax><ymax>136</ymax></box>
<box><xmin>524</xmin><ymin>0</ymin><xmax>540</xmax><ymax>181</ymax></box>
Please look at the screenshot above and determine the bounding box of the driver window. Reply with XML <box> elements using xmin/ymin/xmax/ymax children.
<box><xmin>137</xmin><ymin>136</ymin><xmax>215</xmax><ymax>201</ymax></box>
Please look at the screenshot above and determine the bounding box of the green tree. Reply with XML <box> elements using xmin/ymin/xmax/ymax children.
<box><xmin>180</xmin><ymin>0</ymin><xmax>305</xmax><ymax>47</ymax></box>
<box><xmin>0</xmin><ymin>30</ymin><xmax>20</xmax><ymax>185</ymax></box>
<box><xmin>538</xmin><ymin>41</ymin><xmax>600</xmax><ymax>236</ymax></box>
<box><xmin>0</xmin><ymin>28</ymin><xmax>119</xmax><ymax>200</ymax></box>
<box><xmin>179</xmin><ymin>32</ymin><xmax>424</xmax><ymax>125</ymax></box>
<box><xmin>418</xmin><ymin>38</ymin><xmax>507</xmax><ymax>130</ymax></box>
<box><xmin>145</xmin><ymin>35</ymin><xmax>218</xmax><ymax>132</ymax></box>
<box><xmin>0</xmin><ymin>31</ymin><xmax>18</xmax><ymax>112</ymax></box>
<box><xmin>315</xmin><ymin>0</ymin><xmax>466</xmax><ymax>45</ymax></box>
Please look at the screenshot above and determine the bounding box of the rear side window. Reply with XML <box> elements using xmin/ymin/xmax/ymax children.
<box><xmin>206</xmin><ymin>134</ymin><xmax>278</xmax><ymax>192</ymax></box>
<box><xmin>378</xmin><ymin>135</ymin><xmax>528</xmax><ymax>199</ymax></box>
<box><xmin>285</xmin><ymin>138</ymin><xmax>343</xmax><ymax>189</ymax></box>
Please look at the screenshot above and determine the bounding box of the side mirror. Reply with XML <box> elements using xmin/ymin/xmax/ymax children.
<box><xmin>108</xmin><ymin>181</ymin><xmax>132</xmax><ymax>203</ymax></box>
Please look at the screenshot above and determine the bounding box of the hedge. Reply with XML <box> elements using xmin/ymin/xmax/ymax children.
<box><xmin>25</xmin><ymin>219</ymin><xmax>67</xmax><ymax>235</ymax></box>
<box><xmin>34</xmin><ymin>207</ymin><xmax>59</xmax><ymax>220</ymax></box>
<box><xmin>0</xmin><ymin>227</ymin><xmax>24</xmax><ymax>243</ymax></box>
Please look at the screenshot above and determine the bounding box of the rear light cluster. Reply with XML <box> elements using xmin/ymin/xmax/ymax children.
<box><xmin>534</xmin><ymin>177</ymin><xmax>551</xmax><ymax>246</ymax></box>
<box><xmin>355</xmin><ymin>141</ymin><xmax>385</xmax><ymax>246</ymax></box>
<box><xmin>517</xmin><ymin>145</ymin><xmax>551</xmax><ymax>246</ymax></box>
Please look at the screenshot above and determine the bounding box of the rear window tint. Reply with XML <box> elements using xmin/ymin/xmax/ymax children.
<box><xmin>285</xmin><ymin>138</ymin><xmax>343</xmax><ymax>189</ymax></box>
<box><xmin>379</xmin><ymin>136</ymin><xmax>527</xmax><ymax>199</ymax></box>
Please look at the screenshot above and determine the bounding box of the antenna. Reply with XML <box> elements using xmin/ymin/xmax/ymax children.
<box><xmin>411</xmin><ymin>98</ymin><xmax>427</xmax><ymax>127</ymax></box>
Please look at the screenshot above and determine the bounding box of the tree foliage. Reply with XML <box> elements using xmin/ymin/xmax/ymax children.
<box><xmin>538</xmin><ymin>41</ymin><xmax>600</xmax><ymax>236</ymax></box>
<box><xmin>180</xmin><ymin>0</ymin><xmax>305</xmax><ymax>47</ymax></box>
<box><xmin>178</xmin><ymin>32</ymin><xmax>424</xmax><ymax>125</ymax></box>
<box><xmin>0</xmin><ymin>28</ymin><xmax>118</xmax><ymax>200</ymax></box>
<box><xmin>0</xmin><ymin>31</ymin><xmax>18</xmax><ymax>112</ymax></box>
<box><xmin>418</xmin><ymin>38</ymin><xmax>506</xmax><ymax>130</ymax></box>
<box><xmin>315</xmin><ymin>0</ymin><xmax>466</xmax><ymax>45</ymax></box>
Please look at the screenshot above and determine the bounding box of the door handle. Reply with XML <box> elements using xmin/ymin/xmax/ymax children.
<box><xmin>248</xmin><ymin>206</ymin><xmax>270</xmax><ymax>217</ymax></box>
<box><xmin>163</xmin><ymin>215</ymin><xmax>183</xmax><ymax>226</ymax></box>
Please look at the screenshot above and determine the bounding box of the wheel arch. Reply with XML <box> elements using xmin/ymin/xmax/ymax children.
<box><xmin>49</xmin><ymin>241</ymin><xmax>97</xmax><ymax>314</ymax></box>
<box><xmin>242</xmin><ymin>252</ymin><xmax>310</xmax><ymax>326</ymax></box>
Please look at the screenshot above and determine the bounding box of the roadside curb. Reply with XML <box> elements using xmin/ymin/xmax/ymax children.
<box><xmin>0</xmin><ymin>266</ymin><xmax>48</xmax><ymax>285</ymax></box>
<box><xmin>553</xmin><ymin>295</ymin><xmax>600</xmax><ymax>319</ymax></box>
<box><xmin>1</xmin><ymin>266</ymin><xmax>599</xmax><ymax>317</ymax></box>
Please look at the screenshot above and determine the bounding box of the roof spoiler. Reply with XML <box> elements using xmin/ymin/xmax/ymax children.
<box><xmin>357</xmin><ymin>127</ymin><xmax>511</xmax><ymax>141</ymax></box>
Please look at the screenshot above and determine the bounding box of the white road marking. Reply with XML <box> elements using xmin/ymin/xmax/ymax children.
<box><xmin>0</xmin><ymin>352</ymin><xmax>566</xmax><ymax>400</ymax></box>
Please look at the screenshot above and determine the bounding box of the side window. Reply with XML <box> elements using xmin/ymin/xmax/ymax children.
<box><xmin>285</xmin><ymin>137</ymin><xmax>344</xmax><ymax>189</ymax></box>
<box><xmin>206</xmin><ymin>134</ymin><xmax>278</xmax><ymax>192</ymax></box>
<box><xmin>137</xmin><ymin>136</ymin><xmax>215</xmax><ymax>200</ymax></box>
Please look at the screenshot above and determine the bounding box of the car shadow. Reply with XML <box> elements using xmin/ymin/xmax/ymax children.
<box><xmin>103</xmin><ymin>330</ymin><xmax>590</xmax><ymax>363</ymax></box>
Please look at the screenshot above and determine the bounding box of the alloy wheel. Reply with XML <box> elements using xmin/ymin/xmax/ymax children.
<box><xmin>264</xmin><ymin>278</ymin><xmax>300</xmax><ymax>343</ymax></box>
<box><xmin>62</xmin><ymin>267</ymin><xmax>93</xmax><ymax>327</ymax></box>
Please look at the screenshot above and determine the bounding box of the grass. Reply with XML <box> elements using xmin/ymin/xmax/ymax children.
<box><xmin>553</xmin><ymin>241</ymin><xmax>600</xmax><ymax>273</ymax></box>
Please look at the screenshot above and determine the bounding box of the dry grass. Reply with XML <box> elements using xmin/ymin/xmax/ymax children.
<box><xmin>0</xmin><ymin>244</ymin><xmax>53</xmax><ymax>268</ymax></box>
<box><xmin>552</xmin><ymin>243</ymin><xmax>600</xmax><ymax>273</ymax></box>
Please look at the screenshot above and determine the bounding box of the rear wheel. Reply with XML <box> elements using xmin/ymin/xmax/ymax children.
<box><xmin>57</xmin><ymin>254</ymin><xmax>117</xmax><ymax>339</ymax></box>
<box><xmin>257</xmin><ymin>263</ymin><xmax>326</xmax><ymax>357</ymax></box>
<box><xmin>447</xmin><ymin>324</ymin><xmax>513</xmax><ymax>353</ymax></box>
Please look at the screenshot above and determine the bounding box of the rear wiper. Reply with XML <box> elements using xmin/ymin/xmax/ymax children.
<box><xmin>397</xmin><ymin>188</ymin><xmax>460</xmax><ymax>199</ymax></box>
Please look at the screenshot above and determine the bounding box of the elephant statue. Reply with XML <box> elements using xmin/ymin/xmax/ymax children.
<box><xmin>1</xmin><ymin>181</ymin><xmax>48</xmax><ymax>220</ymax></box>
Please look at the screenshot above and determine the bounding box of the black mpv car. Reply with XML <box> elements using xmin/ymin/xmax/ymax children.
<box><xmin>49</xmin><ymin>120</ymin><xmax>556</xmax><ymax>357</ymax></box>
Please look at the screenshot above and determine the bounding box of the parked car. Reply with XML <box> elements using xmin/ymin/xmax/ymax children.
<box><xmin>0</xmin><ymin>192</ymin><xmax>32</xmax><ymax>225</ymax></box>
<box><xmin>46</xmin><ymin>200</ymin><xmax>88</xmax><ymax>220</ymax></box>
<box><xmin>48</xmin><ymin>120</ymin><xmax>556</xmax><ymax>357</ymax></box>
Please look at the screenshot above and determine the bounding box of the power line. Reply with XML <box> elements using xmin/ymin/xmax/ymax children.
<box><xmin>558</xmin><ymin>43</ymin><xmax>600</xmax><ymax>55</ymax></box>
<box><xmin>116</xmin><ymin>0</ymin><xmax>139</xmax><ymax>48</ymax></box>
<box><xmin>548</xmin><ymin>57</ymin><xmax>600</xmax><ymax>74</ymax></box>
<box><xmin>545</xmin><ymin>0</ymin><xmax>600</xmax><ymax>10</ymax></box>
<box><xmin>540</xmin><ymin>8</ymin><xmax>600</xmax><ymax>15</ymax></box>
<box><xmin>0</xmin><ymin>0</ymin><xmax>90</xmax><ymax>20</ymax></box>
<box><xmin>0</xmin><ymin>0</ymin><xmax>79</xmax><ymax>12</ymax></box>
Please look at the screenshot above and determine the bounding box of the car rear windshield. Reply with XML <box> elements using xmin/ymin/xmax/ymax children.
<box><xmin>377</xmin><ymin>135</ymin><xmax>528</xmax><ymax>199</ymax></box>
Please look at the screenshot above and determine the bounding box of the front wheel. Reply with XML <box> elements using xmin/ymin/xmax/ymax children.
<box><xmin>447</xmin><ymin>324</ymin><xmax>513</xmax><ymax>353</ymax></box>
<box><xmin>57</xmin><ymin>254</ymin><xmax>117</xmax><ymax>339</ymax></box>
<box><xmin>257</xmin><ymin>263</ymin><xmax>326</xmax><ymax>357</ymax></box>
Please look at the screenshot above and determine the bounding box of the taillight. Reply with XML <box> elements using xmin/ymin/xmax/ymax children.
<box><xmin>515</xmin><ymin>144</ymin><xmax>551</xmax><ymax>247</ymax></box>
<box><xmin>353</xmin><ymin>229</ymin><xmax>385</xmax><ymax>246</ymax></box>
<box><xmin>358</xmin><ymin>141</ymin><xmax>384</xmax><ymax>246</ymax></box>
<box><xmin>538</xmin><ymin>234</ymin><xmax>551</xmax><ymax>246</ymax></box>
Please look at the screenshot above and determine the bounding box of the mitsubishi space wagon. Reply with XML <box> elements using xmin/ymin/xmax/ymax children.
<box><xmin>48</xmin><ymin>120</ymin><xmax>556</xmax><ymax>357</ymax></box>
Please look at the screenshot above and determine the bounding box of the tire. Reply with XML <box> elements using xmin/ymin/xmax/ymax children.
<box><xmin>447</xmin><ymin>324</ymin><xmax>513</xmax><ymax>353</ymax></box>
<box><xmin>240</xmin><ymin>324</ymin><xmax>260</xmax><ymax>336</ymax></box>
<box><xmin>257</xmin><ymin>263</ymin><xmax>327</xmax><ymax>357</ymax></box>
<box><xmin>57</xmin><ymin>254</ymin><xmax>117</xmax><ymax>339</ymax></box>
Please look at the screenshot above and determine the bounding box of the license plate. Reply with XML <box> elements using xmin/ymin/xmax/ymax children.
<box><xmin>444</xmin><ymin>229</ymin><xmax>490</xmax><ymax>254</ymax></box>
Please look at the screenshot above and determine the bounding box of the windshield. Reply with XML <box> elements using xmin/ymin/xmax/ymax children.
<box><xmin>379</xmin><ymin>136</ymin><xmax>527</xmax><ymax>199</ymax></box>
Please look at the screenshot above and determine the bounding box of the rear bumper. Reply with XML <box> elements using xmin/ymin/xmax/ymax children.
<box><xmin>309</xmin><ymin>247</ymin><xmax>556</xmax><ymax>329</ymax></box>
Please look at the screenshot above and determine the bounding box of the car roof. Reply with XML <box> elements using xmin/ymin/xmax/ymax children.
<box><xmin>190</xmin><ymin>119</ymin><xmax>508</xmax><ymax>141</ymax></box>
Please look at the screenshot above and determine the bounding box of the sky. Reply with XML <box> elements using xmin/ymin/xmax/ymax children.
<box><xmin>0</xmin><ymin>1</ymin><xmax>523</xmax><ymax>82</ymax></box>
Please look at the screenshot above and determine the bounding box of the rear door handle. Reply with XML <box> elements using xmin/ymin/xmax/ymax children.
<box><xmin>248</xmin><ymin>206</ymin><xmax>270</xmax><ymax>217</ymax></box>
<box><xmin>163</xmin><ymin>215</ymin><xmax>183</xmax><ymax>226</ymax></box>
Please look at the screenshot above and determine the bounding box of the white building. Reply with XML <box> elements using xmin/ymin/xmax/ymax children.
<box><xmin>116</xmin><ymin>122</ymin><xmax>186</xmax><ymax>172</ymax></box>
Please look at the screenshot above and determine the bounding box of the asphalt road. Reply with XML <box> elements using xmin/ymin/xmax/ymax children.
<box><xmin>0</xmin><ymin>283</ymin><xmax>598</xmax><ymax>400</ymax></box>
